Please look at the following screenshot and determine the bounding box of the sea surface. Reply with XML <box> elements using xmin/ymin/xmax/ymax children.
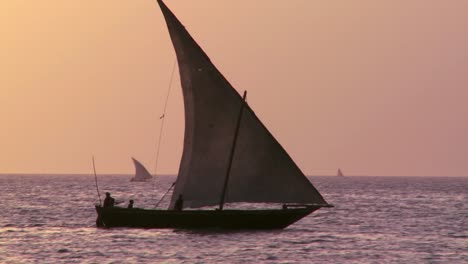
<box><xmin>0</xmin><ymin>175</ymin><xmax>466</xmax><ymax>263</ymax></box>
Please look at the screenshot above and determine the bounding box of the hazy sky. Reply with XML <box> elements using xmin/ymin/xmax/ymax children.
<box><xmin>1</xmin><ymin>1</ymin><xmax>467</xmax><ymax>176</ymax></box>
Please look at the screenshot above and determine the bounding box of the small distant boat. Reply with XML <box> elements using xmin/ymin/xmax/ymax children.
<box><xmin>130</xmin><ymin>158</ymin><xmax>153</xmax><ymax>182</ymax></box>
<box><xmin>95</xmin><ymin>0</ymin><xmax>332</xmax><ymax>229</ymax></box>
<box><xmin>337</xmin><ymin>169</ymin><xmax>344</xmax><ymax>177</ymax></box>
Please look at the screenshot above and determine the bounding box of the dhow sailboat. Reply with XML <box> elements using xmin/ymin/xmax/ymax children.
<box><xmin>95</xmin><ymin>0</ymin><xmax>332</xmax><ymax>229</ymax></box>
<box><xmin>130</xmin><ymin>158</ymin><xmax>153</xmax><ymax>182</ymax></box>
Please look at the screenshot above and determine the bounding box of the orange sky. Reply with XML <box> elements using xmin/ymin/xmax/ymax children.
<box><xmin>1</xmin><ymin>1</ymin><xmax>467</xmax><ymax>176</ymax></box>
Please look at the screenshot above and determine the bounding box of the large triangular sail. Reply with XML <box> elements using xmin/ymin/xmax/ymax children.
<box><xmin>130</xmin><ymin>157</ymin><xmax>153</xmax><ymax>182</ymax></box>
<box><xmin>157</xmin><ymin>0</ymin><xmax>327</xmax><ymax>209</ymax></box>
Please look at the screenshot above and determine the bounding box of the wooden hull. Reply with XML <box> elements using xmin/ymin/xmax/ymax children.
<box><xmin>95</xmin><ymin>205</ymin><xmax>323</xmax><ymax>229</ymax></box>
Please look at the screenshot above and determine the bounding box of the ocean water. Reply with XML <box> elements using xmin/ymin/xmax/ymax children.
<box><xmin>0</xmin><ymin>175</ymin><xmax>466</xmax><ymax>263</ymax></box>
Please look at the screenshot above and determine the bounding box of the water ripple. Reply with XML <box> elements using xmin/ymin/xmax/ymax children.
<box><xmin>0</xmin><ymin>175</ymin><xmax>466</xmax><ymax>263</ymax></box>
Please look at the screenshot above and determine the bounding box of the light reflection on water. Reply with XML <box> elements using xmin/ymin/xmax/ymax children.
<box><xmin>0</xmin><ymin>175</ymin><xmax>466</xmax><ymax>263</ymax></box>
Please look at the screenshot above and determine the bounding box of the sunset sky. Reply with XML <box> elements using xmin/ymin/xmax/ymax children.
<box><xmin>1</xmin><ymin>0</ymin><xmax>467</xmax><ymax>176</ymax></box>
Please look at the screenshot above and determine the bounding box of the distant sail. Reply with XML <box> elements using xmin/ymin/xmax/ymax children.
<box><xmin>157</xmin><ymin>0</ymin><xmax>327</xmax><ymax>209</ymax></box>
<box><xmin>130</xmin><ymin>158</ymin><xmax>153</xmax><ymax>182</ymax></box>
<box><xmin>337</xmin><ymin>169</ymin><xmax>344</xmax><ymax>177</ymax></box>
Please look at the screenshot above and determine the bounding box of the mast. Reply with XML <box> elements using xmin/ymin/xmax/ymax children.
<box><xmin>219</xmin><ymin>91</ymin><xmax>247</xmax><ymax>210</ymax></box>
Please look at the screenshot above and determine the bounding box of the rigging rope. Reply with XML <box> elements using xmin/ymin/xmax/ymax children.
<box><xmin>92</xmin><ymin>156</ymin><xmax>102</xmax><ymax>206</ymax></box>
<box><xmin>151</xmin><ymin>60</ymin><xmax>177</xmax><ymax>206</ymax></box>
<box><xmin>155</xmin><ymin>182</ymin><xmax>175</xmax><ymax>208</ymax></box>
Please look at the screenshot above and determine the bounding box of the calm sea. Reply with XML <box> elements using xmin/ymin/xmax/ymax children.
<box><xmin>0</xmin><ymin>175</ymin><xmax>466</xmax><ymax>263</ymax></box>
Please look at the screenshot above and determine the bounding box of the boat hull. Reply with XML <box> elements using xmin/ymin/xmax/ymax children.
<box><xmin>129</xmin><ymin>178</ymin><xmax>151</xmax><ymax>182</ymax></box>
<box><xmin>95</xmin><ymin>205</ymin><xmax>322</xmax><ymax>229</ymax></box>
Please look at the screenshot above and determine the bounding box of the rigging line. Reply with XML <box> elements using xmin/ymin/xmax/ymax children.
<box><xmin>155</xmin><ymin>182</ymin><xmax>175</xmax><ymax>208</ymax></box>
<box><xmin>92</xmin><ymin>155</ymin><xmax>102</xmax><ymax>206</ymax></box>
<box><xmin>151</xmin><ymin>59</ymin><xmax>177</xmax><ymax>202</ymax></box>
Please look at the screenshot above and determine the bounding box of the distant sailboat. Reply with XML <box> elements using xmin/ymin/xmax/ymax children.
<box><xmin>337</xmin><ymin>169</ymin><xmax>344</xmax><ymax>177</ymax></box>
<box><xmin>95</xmin><ymin>0</ymin><xmax>332</xmax><ymax>229</ymax></box>
<box><xmin>130</xmin><ymin>158</ymin><xmax>153</xmax><ymax>182</ymax></box>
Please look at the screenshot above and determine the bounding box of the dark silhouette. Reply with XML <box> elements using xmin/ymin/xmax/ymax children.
<box><xmin>128</xmin><ymin>200</ymin><xmax>134</xmax><ymax>209</ymax></box>
<box><xmin>174</xmin><ymin>194</ymin><xmax>184</xmax><ymax>211</ymax></box>
<box><xmin>93</xmin><ymin>0</ymin><xmax>333</xmax><ymax>229</ymax></box>
<box><xmin>103</xmin><ymin>192</ymin><xmax>115</xmax><ymax>207</ymax></box>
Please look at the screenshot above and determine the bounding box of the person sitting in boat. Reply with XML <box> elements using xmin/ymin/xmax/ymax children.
<box><xmin>103</xmin><ymin>192</ymin><xmax>115</xmax><ymax>207</ymax></box>
<box><xmin>174</xmin><ymin>194</ymin><xmax>184</xmax><ymax>211</ymax></box>
<box><xmin>127</xmin><ymin>199</ymin><xmax>134</xmax><ymax>209</ymax></box>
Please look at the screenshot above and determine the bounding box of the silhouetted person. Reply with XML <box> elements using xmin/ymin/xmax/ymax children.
<box><xmin>174</xmin><ymin>194</ymin><xmax>184</xmax><ymax>211</ymax></box>
<box><xmin>127</xmin><ymin>199</ymin><xmax>134</xmax><ymax>209</ymax></box>
<box><xmin>103</xmin><ymin>192</ymin><xmax>115</xmax><ymax>207</ymax></box>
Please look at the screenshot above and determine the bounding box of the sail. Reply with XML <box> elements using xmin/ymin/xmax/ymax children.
<box><xmin>337</xmin><ymin>169</ymin><xmax>344</xmax><ymax>177</ymax></box>
<box><xmin>130</xmin><ymin>158</ymin><xmax>153</xmax><ymax>182</ymax></box>
<box><xmin>157</xmin><ymin>0</ymin><xmax>327</xmax><ymax>208</ymax></box>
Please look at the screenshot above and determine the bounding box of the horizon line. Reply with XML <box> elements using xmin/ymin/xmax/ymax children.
<box><xmin>0</xmin><ymin>173</ymin><xmax>467</xmax><ymax>178</ymax></box>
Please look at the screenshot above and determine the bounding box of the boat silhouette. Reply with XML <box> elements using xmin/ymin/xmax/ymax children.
<box><xmin>95</xmin><ymin>0</ymin><xmax>332</xmax><ymax>229</ymax></box>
